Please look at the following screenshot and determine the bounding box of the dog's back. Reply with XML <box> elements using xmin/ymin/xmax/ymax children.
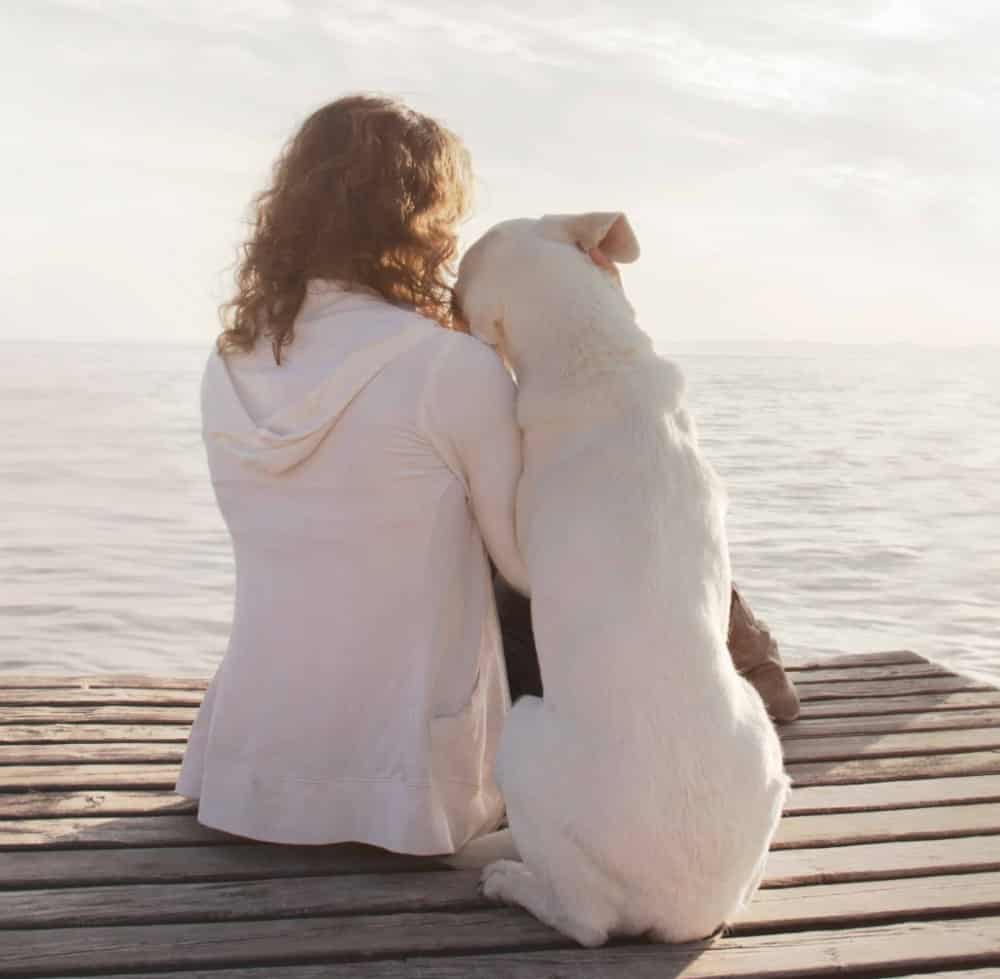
<box><xmin>512</xmin><ymin>351</ymin><xmax>787</xmax><ymax>936</ymax></box>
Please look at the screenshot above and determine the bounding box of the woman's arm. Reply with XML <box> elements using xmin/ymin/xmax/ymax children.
<box><xmin>424</xmin><ymin>334</ymin><xmax>530</xmax><ymax>595</ymax></box>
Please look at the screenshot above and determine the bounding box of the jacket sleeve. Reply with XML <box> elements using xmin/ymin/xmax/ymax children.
<box><xmin>422</xmin><ymin>334</ymin><xmax>530</xmax><ymax>596</ymax></box>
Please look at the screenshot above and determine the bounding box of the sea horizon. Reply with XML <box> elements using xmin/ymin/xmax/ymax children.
<box><xmin>2</xmin><ymin>339</ymin><xmax>997</xmax><ymax>686</ymax></box>
<box><xmin>2</xmin><ymin>335</ymin><xmax>999</xmax><ymax>354</ymax></box>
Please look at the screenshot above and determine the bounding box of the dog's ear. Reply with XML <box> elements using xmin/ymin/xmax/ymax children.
<box><xmin>562</xmin><ymin>212</ymin><xmax>640</xmax><ymax>263</ymax></box>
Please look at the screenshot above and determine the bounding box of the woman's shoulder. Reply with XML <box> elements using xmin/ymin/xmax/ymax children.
<box><xmin>421</xmin><ymin>325</ymin><xmax>503</xmax><ymax>371</ymax></box>
<box><xmin>427</xmin><ymin>329</ymin><xmax>513</xmax><ymax>393</ymax></box>
<box><xmin>420</xmin><ymin>331</ymin><xmax>516</xmax><ymax>446</ymax></box>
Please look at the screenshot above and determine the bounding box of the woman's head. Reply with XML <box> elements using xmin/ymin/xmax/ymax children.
<box><xmin>219</xmin><ymin>95</ymin><xmax>472</xmax><ymax>362</ymax></box>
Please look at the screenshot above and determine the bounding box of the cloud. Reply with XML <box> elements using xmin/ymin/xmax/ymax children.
<box><xmin>3</xmin><ymin>0</ymin><xmax>998</xmax><ymax>343</ymax></box>
<box><xmin>50</xmin><ymin>0</ymin><xmax>296</xmax><ymax>30</ymax></box>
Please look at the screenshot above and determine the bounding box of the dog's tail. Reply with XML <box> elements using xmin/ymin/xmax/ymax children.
<box><xmin>442</xmin><ymin>828</ymin><xmax>519</xmax><ymax>869</ymax></box>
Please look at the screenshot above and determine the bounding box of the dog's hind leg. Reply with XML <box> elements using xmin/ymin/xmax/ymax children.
<box><xmin>481</xmin><ymin>859</ymin><xmax>610</xmax><ymax>948</ymax></box>
<box><xmin>485</xmin><ymin>696</ymin><xmax>621</xmax><ymax>945</ymax></box>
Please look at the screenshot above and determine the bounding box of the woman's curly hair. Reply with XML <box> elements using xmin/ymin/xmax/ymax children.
<box><xmin>218</xmin><ymin>95</ymin><xmax>473</xmax><ymax>363</ymax></box>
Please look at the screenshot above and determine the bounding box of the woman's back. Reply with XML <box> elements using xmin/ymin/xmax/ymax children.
<box><xmin>176</xmin><ymin>282</ymin><xmax>521</xmax><ymax>853</ymax></box>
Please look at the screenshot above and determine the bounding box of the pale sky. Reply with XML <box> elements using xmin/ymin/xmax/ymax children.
<box><xmin>3</xmin><ymin>0</ymin><xmax>998</xmax><ymax>346</ymax></box>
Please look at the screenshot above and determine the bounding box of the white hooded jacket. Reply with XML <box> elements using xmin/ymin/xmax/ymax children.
<box><xmin>175</xmin><ymin>281</ymin><xmax>526</xmax><ymax>853</ymax></box>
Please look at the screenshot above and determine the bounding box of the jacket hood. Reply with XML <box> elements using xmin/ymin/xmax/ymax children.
<box><xmin>203</xmin><ymin>284</ymin><xmax>432</xmax><ymax>475</ymax></box>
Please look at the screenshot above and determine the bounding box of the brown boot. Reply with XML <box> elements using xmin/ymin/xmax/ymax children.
<box><xmin>727</xmin><ymin>587</ymin><xmax>800</xmax><ymax>723</ymax></box>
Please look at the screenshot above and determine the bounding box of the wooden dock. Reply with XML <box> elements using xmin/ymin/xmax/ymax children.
<box><xmin>2</xmin><ymin>650</ymin><xmax>999</xmax><ymax>977</ymax></box>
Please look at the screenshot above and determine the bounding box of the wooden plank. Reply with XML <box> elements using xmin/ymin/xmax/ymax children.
<box><xmin>0</xmin><ymin>689</ymin><xmax>204</xmax><ymax>707</ymax></box>
<box><xmin>790</xmin><ymin>662</ymin><xmax>960</xmax><ymax>684</ymax></box>
<box><xmin>381</xmin><ymin>919</ymin><xmax>1000</xmax><ymax>979</ymax></box>
<box><xmin>774</xmin><ymin>802</ymin><xmax>1000</xmax><ymax>848</ymax></box>
<box><xmin>0</xmin><ymin>656</ymin><xmax>965</xmax><ymax>708</ymax></box>
<box><xmin>0</xmin><ymin>724</ymin><xmax>191</xmax><ymax>744</ymax></box>
<box><xmin>0</xmin><ymin>706</ymin><xmax>197</xmax><ymax>725</ymax></box>
<box><xmin>0</xmin><ymin>743</ymin><xmax>186</xmax><ymax>765</ymax></box>
<box><xmin>0</xmin><ymin>908</ymin><xmax>557</xmax><ymax>977</ymax></box>
<box><xmin>42</xmin><ymin>964</ymin><xmax>1000</xmax><ymax>979</ymax></box>
<box><xmin>4</xmin><ymin>911</ymin><xmax>1000</xmax><ymax>978</ymax></box>
<box><xmin>764</xmin><ymin>834</ymin><xmax>1000</xmax><ymax>885</ymax></box>
<box><xmin>6</xmin><ymin>801</ymin><xmax>999</xmax><ymax>852</ymax></box>
<box><xmin>796</xmin><ymin>690</ymin><xmax>1000</xmax><ymax>718</ymax></box>
<box><xmin>0</xmin><ymin>763</ymin><xmax>180</xmax><ymax>790</ymax></box>
<box><xmin>3</xmin><ymin>663</ymin><xmax>942</xmax><ymax>688</ymax></box>
<box><xmin>781</xmin><ymin>728</ymin><xmax>1000</xmax><ymax>763</ymax></box>
<box><xmin>0</xmin><ymin>791</ymin><xmax>196</xmax><ymax>819</ymax></box>
<box><xmin>3</xmin><ymin>867</ymin><xmax>999</xmax><ymax>933</ymax></box>
<box><xmin>5</xmin><ymin>749</ymin><xmax>1000</xmax><ymax>792</ymax></box>
<box><xmin>778</xmin><ymin>708</ymin><xmax>1000</xmax><ymax>739</ymax></box>
<box><xmin>3</xmin><ymin>660</ymin><xmax>934</xmax><ymax>683</ymax></box>
<box><xmin>786</xmin><ymin>775</ymin><xmax>1000</xmax><ymax>814</ymax></box>
<box><xmin>894</xmin><ymin>972</ymin><xmax>1000</xmax><ymax>978</ymax></box>
<box><xmin>9</xmin><ymin>711</ymin><xmax>996</xmax><ymax>747</ymax></box>
<box><xmin>788</xmin><ymin>749</ymin><xmax>1000</xmax><ymax>786</ymax></box>
<box><xmin>3</xmin><ymin>713</ymin><xmax>998</xmax><ymax>750</ymax></box>
<box><xmin>0</xmin><ymin>871</ymin><xmax>481</xmax><ymax>928</ymax></box>
<box><xmin>13</xmin><ymin>700</ymin><xmax>998</xmax><ymax>740</ymax></box>
<box><xmin>0</xmin><ymin>676</ymin><xmax>209</xmax><ymax>690</ymax></box>
<box><xmin>738</xmin><ymin>870</ymin><xmax>1000</xmax><ymax>931</ymax></box>
<box><xmin>0</xmin><ymin>678</ymin><xmax>85</xmax><ymax>690</ymax></box>
<box><xmin>0</xmin><ymin>908</ymin><xmax>548</xmax><ymax>977</ymax></box>
<box><xmin>796</xmin><ymin>675</ymin><xmax>993</xmax><ymax>701</ymax></box>
<box><xmin>4</xmin><ymin>831</ymin><xmax>998</xmax><ymax>892</ymax></box>
<box><xmin>0</xmin><ymin>743</ymin><xmax>185</xmax><ymax>765</ymax></box>
<box><xmin>5</xmin><ymin>675</ymin><xmax>983</xmax><ymax>708</ymax></box>
<box><xmin>1</xmin><ymin>778</ymin><xmax>996</xmax><ymax>824</ymax></box>
<box><xmin>35</xmin><ymin>959</ymin><xmax>1000</xmax><ymax>979</ymax></box>
<box><xmin>0</xmin><ymin>843</ymin><xmax>448</xmax><ymax>889</ymax></box>
<box><xmin>785</xmin><ymin>650</ymin><xmax>926</xmax><ymax>669</ymax></box>
<box><xmin>1</xmin><ymin>691</ymin><xmax>996</xmax><ymax>727</ymax></box>
<box><xmin>0</xmin><ymin>814</ymin><xmax>246</xmax><ymax>849</ymax></box>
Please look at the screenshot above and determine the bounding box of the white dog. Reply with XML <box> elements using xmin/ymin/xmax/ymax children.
<box><xmin>450</xmin><ymin>212</ymin><xmax>790</xmax><ymax>946</ymax></box>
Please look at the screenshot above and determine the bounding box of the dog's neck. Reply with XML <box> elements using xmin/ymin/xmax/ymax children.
<box><xmin>511</xmin><ymin>313</ymin><xmax>685</xmax><ymax>433</ymax></box>
<box><xmin>513</xmin><ymin>297</ymin><xmax>643</xmax><ymax>376</ymax></box>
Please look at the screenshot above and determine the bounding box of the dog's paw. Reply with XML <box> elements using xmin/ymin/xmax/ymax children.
<box><xmin>480</xmin><ymin>858</ymin><xmax>525</xmax><ymax>903</ymax></box>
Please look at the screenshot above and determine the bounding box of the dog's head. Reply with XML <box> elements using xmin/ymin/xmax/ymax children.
<box><xmin>453</xmin><ymin>212</ymin><xmax>640</xmax><ymax>371</ymax></box>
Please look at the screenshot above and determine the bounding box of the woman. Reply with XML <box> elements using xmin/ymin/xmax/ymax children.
<box><xmin>176</xmin><ymin>95</ymin><xmax>528</xmax><ymax>854</ymax></box>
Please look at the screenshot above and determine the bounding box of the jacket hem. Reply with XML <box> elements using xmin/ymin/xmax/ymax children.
<box><xmin>174</xmin><ymin>761</ymin><xmax>503</xmax><ymax>854</ymax></box>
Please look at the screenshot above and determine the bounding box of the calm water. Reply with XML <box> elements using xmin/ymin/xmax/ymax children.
<box><xmin>1</xmin><ymin>340</ymin><xmax>998</xmax><ymax>684</ymax></box>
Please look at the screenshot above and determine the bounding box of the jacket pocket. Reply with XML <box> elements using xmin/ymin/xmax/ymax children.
<box><xmin>430</xmin><ymin>668</ymin><xmax>487</xmax><ymax>787</ymax></box>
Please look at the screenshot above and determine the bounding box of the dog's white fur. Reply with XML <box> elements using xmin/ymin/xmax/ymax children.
<box><xmin>449</xmin><ymin>212</ymin><xmax>790</xmax><ymax>946</ymax></box>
